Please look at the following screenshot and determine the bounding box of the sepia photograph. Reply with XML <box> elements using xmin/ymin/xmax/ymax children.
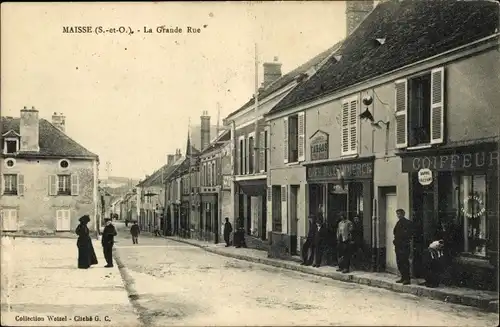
<box><xmin>1</xmin><ymin>1</ymin><xmax>499</xmax><ymax>326</ymax></box>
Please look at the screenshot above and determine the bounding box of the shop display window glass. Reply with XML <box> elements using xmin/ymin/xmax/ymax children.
<box><xmin>455</xmin><ymin>174</ymin><xmax>487</xmax><ymax>257</ymax></box>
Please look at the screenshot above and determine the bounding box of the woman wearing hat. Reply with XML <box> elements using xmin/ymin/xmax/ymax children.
<box><xmin>75</xmin><ymin>215</ymin><xmax>98</xmax><ymax>269</ymax></box>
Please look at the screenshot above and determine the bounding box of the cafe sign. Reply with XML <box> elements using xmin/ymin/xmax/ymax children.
<box><xmin>402</xmin><ymin>150</ymin><xmax>499</xmax><ymax>172</ymax></box>
<box><xmin>310</xmin><ymin>130</ymin><xmax>329</xmax><ymax>161</ymax></box>
<box><xmin>307</xmin><ymin>160</ymin><xmax>374</xmax><ymax>181</ymax></box>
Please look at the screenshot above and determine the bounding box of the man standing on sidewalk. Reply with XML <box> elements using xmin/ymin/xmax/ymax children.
<box><xmin>300</xmin><ymin>215</ymin><xmax>316</xmax><ymax>266</ymax></box>
<box><xmin>102</xmin><ymin>218</ymin><xmax>117</xmax><ymax>268</ymax></box>
<box><xmin>130</xmin><ymin>221</ymin><xmax>140</xmax><ymax>244</ymax></box>
<box><xmin>223</xmin><ymin>217</ymin><xmax>233</xmax><ymax>247</ymax></box>
<box><xmin>336</xmin><ymin>214</ymin><xmax>354</xmax><ymax>273</ymax></box>
<box><xmin>393</xmin><ymin>209</ymin><xmax>413</xmax><ymax>285</ymax></box>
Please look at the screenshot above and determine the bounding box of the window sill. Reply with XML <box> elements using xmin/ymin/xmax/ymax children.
<box><xmin>286</xmin><ymin>162</ymin><xmax>302</xmax><ymax>167</ymax></box>
<box><xmin>57</xmin><ymin>193</ymin><xmax>72</xmax><ymax>196</ymax></box>
<box><xmin>340</xmin><ymin>154</ymin><xmax>359</xmax><ymax>159</ymax></box>
<box><xmin>406</xmin><ymin>144</ymin><xmax>432</xmax><ymax>150</ymax></box>
<box><xmin>2</xmin><ymin>192</ymin><xmax>18</xmax><ymax>196</ymax></box>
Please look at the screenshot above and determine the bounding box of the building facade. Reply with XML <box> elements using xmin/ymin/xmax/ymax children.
<box><xmin>265</xmin><ymin>0</ymin><xmax>499</xmax><ymax>290</ymax></box>
<box><xmin>1</xmin><ymin>107</ymin><xmax>99</xmax><ymax>234</ymax></box>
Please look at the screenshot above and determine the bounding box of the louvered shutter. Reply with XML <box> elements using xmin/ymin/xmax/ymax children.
<box><xmin>283</xmin><ymin>117</ymin><xmax>289</xmax><ymax>164</ymax></box>
<box><xmin>395</xmin><ymin>79</ymin><xmax>408</xmax><ymax>148</ymax></box>
<box><xmin>17</xmin><ymin>174</ymin><xmax>24</xmax><ymax>196</ymax></box>
<box><xmin>56</xmin><ymin>210</ymin><xmax>63</xmax><ymax>231</ymax></box>
<box><xmin>267</xmin><ymin>186</ymin><xmax>272</xmax><ymax>232</ymax></box>
<box><xmin>430</xmin><ymin>67</ymin><xmax>445</xmax><ymax>145</ymax></box>
<box><xmin>9</xmin><ymin>210</ymin><xmax>18</xmax><ymax>231</ymax></box>
<box><xmin>63</xmin><ymin>210</ymin><xmax>71</xmax><ymax>231</ymax></box>
<box><xmin>349</xmin><ymin>99</ymin><xmax>358</xmax><ymax>153</ymax></box>
<box><xmin>49</xmin><ymin>175</ymin><xmax>57</xmax><ymax>196</ymax></box>
<box><xmin>1</xmin><ymin>210</ymin><xmax>7</xmax><ymax>231</ymax></box>
<box><xmin>341</xmin><ymin>100</ymin><xmax>350</xmax><ymax>155</ymax></box>
<box><xmin>1</xmin><ymin>175</ymin><xmax>4</xmax><ymax>195</ymax></box>
<box><xmin>281</xmin><ymin>185</ymin><xmax>288</xmax><ymax>233</ymax></box>
<box><xmin>71</xmin><ymin>174</ymin><xmax>79</xmax><ymax>195</ymax></box>
<box><xmin>259</xmin><ymin>131</ymin><xmax>265</xmax><ymax>172</ymax></box>
<box><xmin>298</xmin><ymin>112</ymin><xmax>306</xmax><ymax>162</ymax></box>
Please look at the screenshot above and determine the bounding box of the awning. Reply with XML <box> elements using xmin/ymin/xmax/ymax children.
<box><xmin>236</xmin><ymin>179</ymin><xmax>266</xmax><ymax>196</ymax></box>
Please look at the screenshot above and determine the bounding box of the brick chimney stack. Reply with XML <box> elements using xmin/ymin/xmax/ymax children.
<box><xmin>262</xmin><ymin>56</ymin><xmax>282</xmax><ymax>89</ymax></box>
<box><xmin>19</xmin><ymin>106</ymin><xmax>40</xmax><ymax>152</ymax></box>
<box><xmin>167</xmin><ymin>154</ymin><xmax>175</xmax><ymax>166</ymax></box>
<box><xmin>200</xmin><ymin>110</ymin><xmax>211</xmax><ymax>151</ymax></box>
<box><xmin>52</xmin><ymin>112</ymin><xmax>66</xmax><ymax>133</ymax></box>
<box><xmin>174</xmin><ymin>148</ymin><xmax>182</xmax><ymax>162</ymax></box>
<box><xmin>345</xmin><ymin>0</ymin><xmax>374</xmax><ymax>37</ymax></box>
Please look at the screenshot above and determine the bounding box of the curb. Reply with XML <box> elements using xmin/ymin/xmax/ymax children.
<box><xmin>166</xmin><ymin>236</ymin><xmax>499</xmax><ymax>313</ymax></box>
<box><xmin>1</xmin><ymin>234</ymin><xmax>78</xmax><ymax>239</ymax></box>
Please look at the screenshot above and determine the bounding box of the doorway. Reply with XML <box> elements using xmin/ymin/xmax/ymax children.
<box><xmin>290</xmin><ymin>185</ymin><xmax>299</xmax><ymax>255</ymax></box>
<box><xmin>385</xmin><ymin>193</ymin><xmax>398</xmax><ymax>274</ymax></box>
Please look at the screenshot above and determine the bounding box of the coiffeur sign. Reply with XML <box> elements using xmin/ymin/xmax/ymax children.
<box><xmin>402</xmin><ymin>149</ymin><xmax>499</xmax><ymax>172</ymax></box>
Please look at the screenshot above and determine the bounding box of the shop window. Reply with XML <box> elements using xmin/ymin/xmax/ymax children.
<box><xmin>457</xmin><ymin>175</ymin><xmax>487</xmax><ymax>257</ymax></box>
<box><xmin>272</xmin><ymin>185</ymin><xmax>282</xmax><ymax>232</ymax></box>
<box><xmin>239</xmin><ymin>139</ymin><xmax>244</xmax><ymax>175</ymax></box>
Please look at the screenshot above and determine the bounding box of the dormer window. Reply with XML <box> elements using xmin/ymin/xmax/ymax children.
<box><xmin>4</xmin><ymin>138</ymin><xmax>19</xmax><ymax>154</ymax></box>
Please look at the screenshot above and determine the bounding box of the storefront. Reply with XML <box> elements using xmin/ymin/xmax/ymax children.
<box><xmin>304</xmin><ymin>156</ymin><xmax>374</xmax><ymax>268</ymax></box>
<box><xmin>400</xmin><ymin>142</ymin><xmax>498</xmax><ymax>291</ymax></box>
<box><xmin>200</xmin><ymin>189</ymin><xmax>219</xmax><ymax>243</ymax></box>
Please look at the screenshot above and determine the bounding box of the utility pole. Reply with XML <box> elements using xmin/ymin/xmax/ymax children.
<box><xmin>216</xmin><ymin>102</ymin><xmax>221</xmax><ymax>138</ymax></box>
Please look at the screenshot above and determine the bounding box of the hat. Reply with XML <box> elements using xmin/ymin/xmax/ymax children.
<box><xmin>104</xmin><ymin>218</ymin><xmax>111</xmax><ymax>222</ymax></box>
<box><xmin>79</xmin><ymin>215</ymin><xmax>90</xmax><ymax>223</ymax></box>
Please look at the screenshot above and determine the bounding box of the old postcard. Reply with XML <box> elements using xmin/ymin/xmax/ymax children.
<box><xmin>1</xmin><ymin>1</ymin><xmax>499</xmax><ymax>326</ymax></box>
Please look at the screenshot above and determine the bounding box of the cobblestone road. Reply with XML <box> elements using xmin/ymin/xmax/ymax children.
<box><xmin>114</xmin><ymin>231</ymin><xmax>498</xmax><ymax>327</ymax></box>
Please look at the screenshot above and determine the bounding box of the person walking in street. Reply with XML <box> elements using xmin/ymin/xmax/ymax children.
<box><xmin>312</xmin><ymin>219</ymin><xmax>327</xmax><ymax>268</ymax></box>
<box><xmin>75</xmin><ymin>215</ymin><xmax>98</xmax><ymax>269</ymax></box>
<box><xmin>393</xmin><ymin>209</ymin><xmax>413</xmax><ymax>285</ymax></box>
<box><xmin>336</xmin><ymin>214</ymin><xmax>354</xmax><ymax>273</ymax></box>
<box><xmin>130</xmin><ymin>221</ymin><xmax>140</xmax><ymax>244</ymax></box>
<box><xmin>223</xmin><ymin>217</ymin><xmax>233</xmax><ymax>247</ymax></box>
<box><xmin>301</xmin><ymin>215</ymin><xmax>316</xmax><ymax>266</ymax></box>
<box><xmin>102</xmin><ymin>218</ymin><xmax>117</xmax><ymax>268</ymax></box>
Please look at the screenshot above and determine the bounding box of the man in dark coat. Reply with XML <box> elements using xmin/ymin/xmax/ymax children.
<box><xmin>336</xmin><ymin>214</ymin><xmax>354</xmax><ymax>273</ymax></box>
<box><xmin>301</xmin><ymin>215</ymin><xmax>316</xmax><ymax>266</ymax></box>
<box><xmin>130</xmin><ymin>221</ymin><xmax>140</xmax><ymax>244</ymax></box>
<box><xmin>223</xmin><ymin>217</ymin><xmax>233</xmax><ymax>247</ymax></box>
<box><xmin>75</xmin><ymin>215</ymin><xmax>98</xmax><ymax>269</ymax></box>
<box><xmin>393</xmin><ymin>209</ymin><xmax>413</xmax><ymax>285</ymax></box>
<box><xmin>312</xmin><ymin>219</ymin><xmax>328</xmax><ymax>268</ymax></box>
<box><xmin>102</xmin><ymin>218</ymin><xmax>117</xmax><ymax>268</ymax></box>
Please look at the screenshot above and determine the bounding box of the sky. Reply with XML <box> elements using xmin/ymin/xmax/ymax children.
<box><xmin>1</xmin><ymin>1</ymin><xmax>354</xmax><ymax>180</ymax></box>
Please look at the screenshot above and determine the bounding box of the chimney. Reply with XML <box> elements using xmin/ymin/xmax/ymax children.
<box><xmin>174</xmin><ymin>148</ymin><xmax>182</xmax><ymax>162</ymax></box>
<box><xmin>262</xmin><ymin>56</ymin><xmax>282</xmax><ymax>89</ymax></box>
<box><xmin>19</xmin><ymin>106</ymin><xmax>40</xmax><ymax>152</ymax></box>
<box><xmin>345</xmin><ymin>0</ymin><xmax>374</xmax><ymax>37</ymax></box>
<box><xmin>51</xmin><ymin>112</ymin><xmax>66</xmax><ymax>133</ymax></box>
<box><xmin>167</xmin><ymin>154</ymin><xmax>175</xmax><ymax>166</ymax></box>
<box><xmin>200</xmin><ymin>110</ymin><xmax>211</xmax><ymax>151</ymax></box>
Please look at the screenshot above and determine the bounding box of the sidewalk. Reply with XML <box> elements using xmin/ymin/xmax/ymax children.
<box><xmin>166</xmin><ymin>236</ymin><xmax>499</xmax><ymax>313</ymax></box>
<box><xmin>1</xmin><ymin>236</ymin><xmax>140</xmax><ymax>327</ymax></box>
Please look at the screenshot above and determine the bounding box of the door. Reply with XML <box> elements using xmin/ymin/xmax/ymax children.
<box><xmin>56</xmin><ymin>210</ymin><xmax>71</xmax><ymax>231</ymax></box>
<box><xmin>385</xmin><ymin>193</ymin><xmax>398</xmax><ymax>274</ymax></box>
<box><xmin>2</xmin><ymin>209</ymin><xmax>18</xmax><ymax>231</ymax></box>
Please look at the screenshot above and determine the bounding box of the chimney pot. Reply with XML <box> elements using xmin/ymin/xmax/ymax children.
<box><xmin>262</xmin><ymin>59</ymin><xmax>282</xmax><ymax>89</ymax></box>
<box><xmin>32</xmin><ymin>106</ymin><xmax>35</xmax><ymax>110</ymax></box>
<box><xmin>23</xmin><ymin>106</ymin><xmax>27</xmax><ymax>110</ymax></box>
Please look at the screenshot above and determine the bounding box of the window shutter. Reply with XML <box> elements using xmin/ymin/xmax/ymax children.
<box><xmin>283</xmin><ymin>117</ymin><xmax>289</xmax><ymax>164</ymax></box>
<box><xmin>71</xmin><ymin>174</ymin><xmax>79</xmax><ymax>195</ymax></box>
<box><xmin>236</xmin><ymin>140</ymin><xmax>241</xmax><ymax>175</ymax></box>
<box><xmin>341</xmin><ymin>100</ymin><xmax>350</xmax><ymax>155</ymax></box>
<box><xmin>1</xmin><ymin>210</ymin><xmax>7</xmax><ymax>231</ymax></box>
<box><xmin>56</xmin><ymin>210</ymin><xmax>62</xmax><ymax>231</ymax></box>
<box><xmin>281</xmin><ymin>185</ymin><xmax>288</xmax><ymax>233</ymax></box>
<box><xmin>298</xmin><ymin>112</ymin><xmax>306</xmax><ymax>162</ymax></box>
<box><xmin>430</xmin><ymin>67</ymin><xmax>445</xmax><ymax>145</ymax></box>
<box><xmin>49</xmin><ymin>175</ymin><xmax>57</xmax><ymax>196</ymax></box>
<box><xmin>267</xmin><ymin>186</ymin><xmax>272</xmax><ymax>232</ymax></box>
<box><xmin>10</xmin><ymin>210</ymin><xmax>18</xmax><ymax>231</ymax></box>
<box><xmin>63</xmin><ymin>210</ymin><xmax>71</xmax><ymax>231</ymax></box>
<box><xmin>17</xmin><ymin>174</ymin><xmax>24</xmax><ymax>196</ymax></box>
<box><xmin>349</xmin><ymin>99</ymin><xmax>358</xmax><ymax>153</ymax></box>
<box><xmin>1</xmin><ymin>175</ymin><xmax>4</xmax><ymax>195</ymax></box>
<box><xmin>395</xmin><ymin>79</ymin><xmax>408</xmax><ymax>148</ymax></box>
<box><xmin>259</xmin><ymin>131</ymin><xmax>265</xmax><ymax>172</ymax></box>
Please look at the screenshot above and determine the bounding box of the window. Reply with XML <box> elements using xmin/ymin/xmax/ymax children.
<box><xmin>3</xmin><ymin>174</ymin><xmax>18</xmax><ymax>195</ymax></box>
<box><xmin>58</xmin><ymin>175</ymin><xmax>71</xmax><ymax>195</ymax></box>
<box><xmin>5</xmin><ymin>159</ymin><xmax>15</xmax><ymax>168</ymax></box>
<box><xmin>455</xmin><ymin>174</ymin><xmax>488</xmax><ymax>257</ymax></box>
<box><xmin>239</xmin><ymin>138</ymin><xmax>244</xmax><ymax>175</ymax></box>
<box><xmin>49</xmin><ymin>174</ymin><xmax>79</xmax><ymax>196</ymax></box>
<box><xmin>208</xmin><ymin>162</ymin><xmax>212</xmax><ymax>186</ymax></box>
<box><xmin>1</xmin><ymin>209</ymin><xmax>18</xmax><ymax>231</ymax></box>
<box><xmin>56</xmin><ymin>209</ymin><xmax>71</xmax><ymax>231</ymax></box>
<box><xmin>395</xmin><ymin>67</ymin><xmax>444</xmax><ymax>149</ymax></box>
<box><xmin>248</xmin><ymin>135</ymin><xmax>255</xmax><ymax>174</ymax></box>
<box><xmin>59</xmin><ymin>159</ymin><xmax>70</xmax><ymax>169</ymax></box>
<box><xmin>212</xmin><ymin>161</ymin><xmax>216</xmax><ymax>186</ymax></box>
<box><xmin>271</xmin><ymin>185</ymin><xmax>282</xmax><ymax>232</ymax></box>
<box><xmin>284</xmin><ymin>112</ymin><xmax>305</xmax><ymax>164</ymax></box>
<box><xmin>341</xmin><ymin>97</ymin><xmax>359</xmax><ymax>156</ymax></box>
<box><xmin>4</xmin><ymin>139</ymin><xmax>18</xmax><ymax>154</ymax></box>
<box><xmin>243</xmin><ymin>138</ymin><xmax>248</xmax><ymax>174</ymax></box>
<box><xmin>264</xmin><ymin>131</ymin><xmax>268</xmax><ymax>172</ymax></box>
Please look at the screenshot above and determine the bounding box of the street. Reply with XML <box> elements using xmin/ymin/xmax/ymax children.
<box><xmin>113</xmin><ymin>223</ymin><xmax>498</xmax><ymax>326</ymax></box>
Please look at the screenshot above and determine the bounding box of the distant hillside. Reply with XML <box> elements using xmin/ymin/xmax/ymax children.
<box><xmin>99</xmin><ymin>176</ymin><xmax>140</xmax><ymax>196</ymax></box>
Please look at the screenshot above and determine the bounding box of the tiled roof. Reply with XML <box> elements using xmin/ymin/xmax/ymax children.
<box><xmin>225</xmin><ymin>41</ymin><xmax>344</xmax><ymax>120</ymax></box>
<box><xmin>200</xmin><ymin>129</ymin><xmax>231</xmax><ymax>156</ymax></box>
<box><xmin>271</xmin><ymin>0</ymin><xmax>499</xmax><ymax>114</ymax></box>
<box><xmin>1</xmin><ymin>117</ymin><xmax>98</xmax><ymax>159</ymax></box>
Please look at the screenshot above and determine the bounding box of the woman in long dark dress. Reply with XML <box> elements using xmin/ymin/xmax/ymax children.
<box><xmin>75</xmin><ymin>215</ymin><xmax>98</xmax><ymax>269</ymax></box>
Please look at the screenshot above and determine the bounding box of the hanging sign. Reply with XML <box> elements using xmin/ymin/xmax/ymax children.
<box><xmin>417</xmin><ymin>168</ymin><xmax>433</xmax><ymax>186</ymax></box>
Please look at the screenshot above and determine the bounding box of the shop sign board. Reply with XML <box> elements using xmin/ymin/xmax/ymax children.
<box><xmin>310</xmin><ymin>130</ymin><xmax>329</xmax><ymax>161</ymax></box>
<box><xmin>417</xmin><ymin>168</ymin><xmax>433</xmax><ymax>186</ymax></box>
